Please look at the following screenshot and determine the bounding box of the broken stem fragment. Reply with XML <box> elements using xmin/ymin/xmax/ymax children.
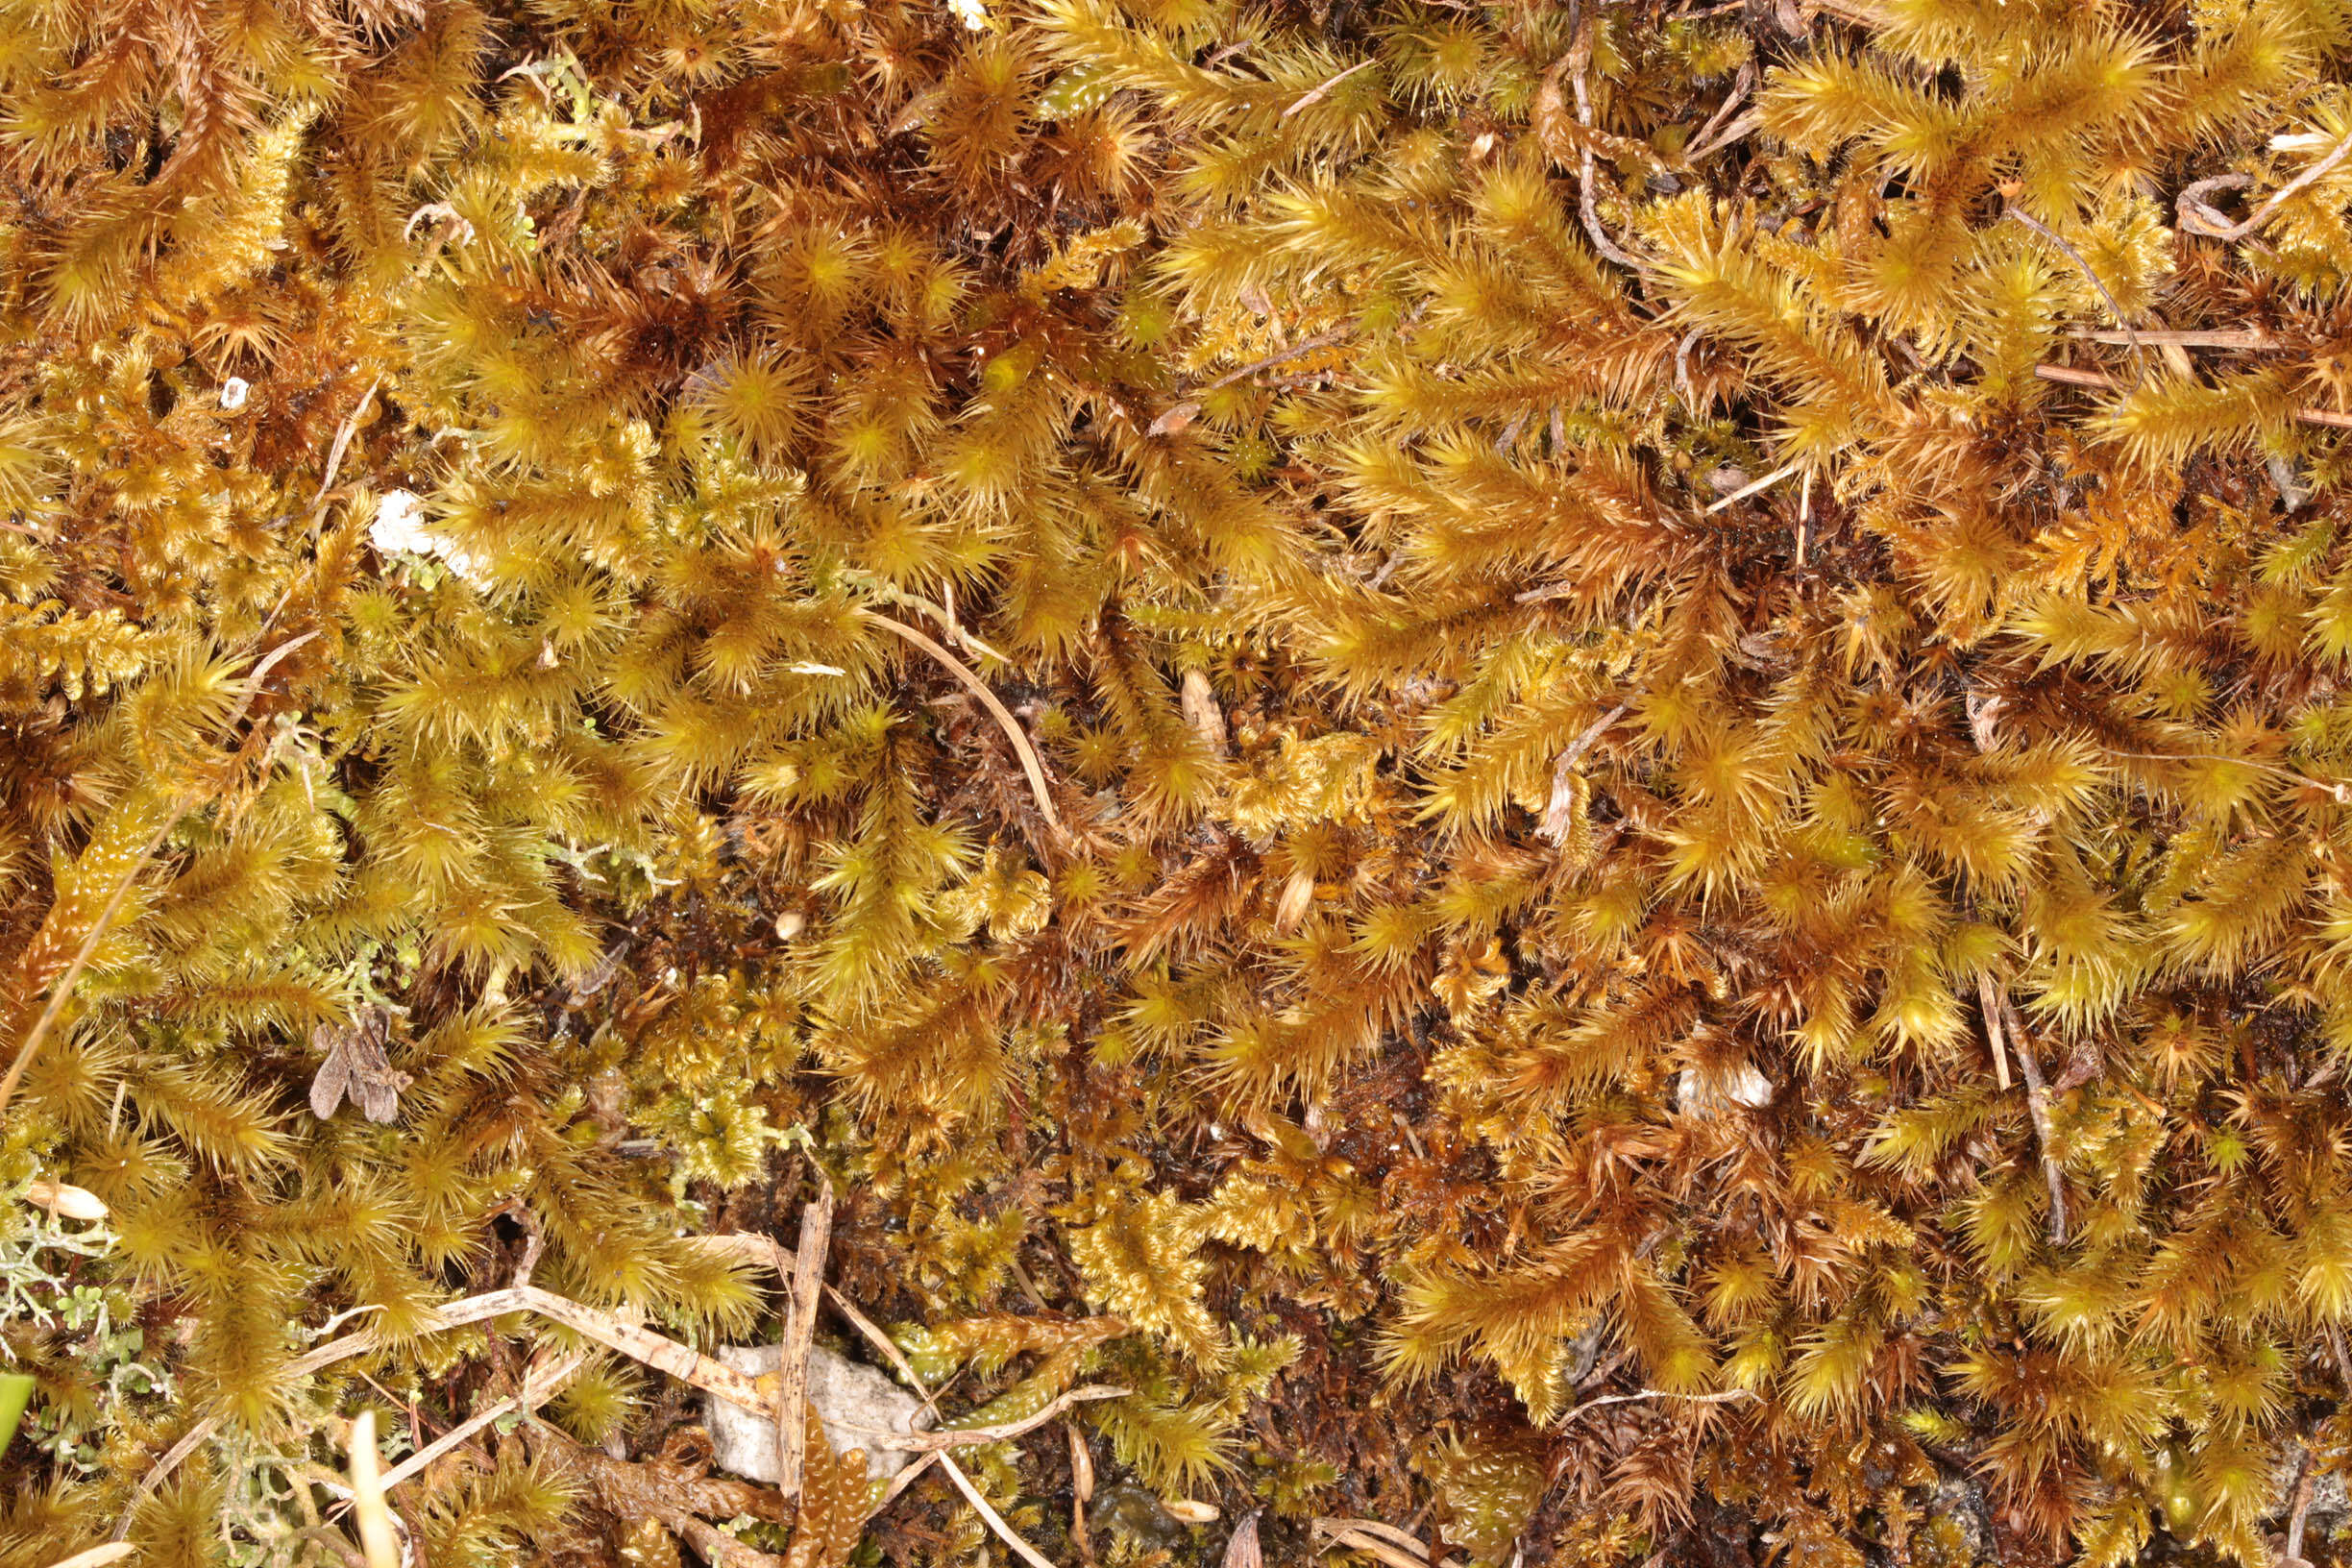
<box><xmin>863</xmin><ymin>610</ymin><xmax>1065</xmax><ymax>838</ymax></box>
<box><xmin>1997</xmin><ymin>992</ymin><xmax>2069</xmax><ymax>1245</ymax></box>
<box><xmin>775</xmin><ymin>1178</ymin><xmax>836</xmax><ymax>1501</ymax></box>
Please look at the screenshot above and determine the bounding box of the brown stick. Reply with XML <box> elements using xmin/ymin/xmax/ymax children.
<box><xmin>775</xmin><ymin>1180</ymin><xmax>836</xmax><ymax>1501</ymax></box>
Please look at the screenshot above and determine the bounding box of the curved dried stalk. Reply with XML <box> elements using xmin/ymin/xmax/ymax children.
<box><xmin>862</xmin><ymin>610</ymin><xmax>1065</xmax><ymax>838</ymax></box>
<box><xmin>2177</xmin><ymin>131</ymin><xmax>2352</xmax><ymax>242</ymax></box>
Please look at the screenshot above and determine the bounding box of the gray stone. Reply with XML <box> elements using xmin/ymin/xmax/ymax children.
<box><xmin>2266</xmin><ymin>1442</ymin><xmax>2352</xmax><ymax>1542</ymax></box>
<box><xmin>704</xmin><ymin>1341</ymin><xmax>934</xmax><ymax>1483</ymax></box>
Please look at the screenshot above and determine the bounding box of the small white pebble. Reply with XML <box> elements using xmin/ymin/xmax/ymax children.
<box><xmin>370</xmin><ymin>490</ymin><xmax>435</xmax><ymax>555</ymax></box>
<box><xmin>370</xmin><ymin>489</ymin><xmax>492</xmax><ymax>585</ymax></box>
<box><xmin>219</xmin><ymin>378</ymin><xmax>250</xmax><ymax>412</ymax></box>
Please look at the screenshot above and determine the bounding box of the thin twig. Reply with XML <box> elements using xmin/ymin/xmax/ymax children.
<box><xmin>112</xmin><ymin>1418</ymin><xmax>222</xmax><ymax>1539</ymax></box>
<box><xmin>877</xmin><ymin>1450</ymin><xmax>942</xmax><ymax>1511</ymax></box>
<box><xmin>1284</xmin><ymin>59</ymin><xmax>1375</xmax><ymax>116</ymax></box>
<box><xmin>1796</xmin><ymin>464</ymin><xmax>1815</xmax><ymax>562</ymax></box>
<box><xmin>509</xmin><ymin>1284</ymin><xmax>772</xmax><ymax>1410</ymax></box>
<box><xmin>2069</xmin><ymin>328</ymin><xmax>2275</xmax><ymax>349</ymax></box>
<box><xmin>1687</xmin><ymin>110</ymin><xmax>1760</xmax><ymax>162</ymax></box>
<box><xmin>676</xmin><ymin>1515</ymin><xmax>789</xmax><ymax>1568</ymax></box>
<box><xmin>1684</xmin><ymin>64</ymin><xmax>1752</xmax><ymax>162</ymax></box>
<box><xmin>2176</xmin><ymin>171</ymin><xmax>2255</xmax><ymax>237</ymax></box>
<box><xmin>2179</xmin><ymin>131</ymin><xmax>2352</xmax><ymax>242</ymax></box>
<box><xmin>775</xmin><ymin>1179</ymin><xmax>836</xmax><ymax>1501</ymax></box>
<box><xmin>117</xmin><ymin>1280</ymin><xmax>784</xmax><ymax>1540</ymax></box>
<box><xmin>824</xmin><ymin>1282</ymin><xmax>950</xmax><ymax>1513</ymax></box>
<box><xmin>1996</xmin><ymin>992</ymin><xmax>2069</xmax><ymax>1245</ymax></box>
<box><xmin>1068</xmin><ymin>1423</ymin><xmax>1096</xmax><ymax>1568</ymax></box>
<box><xmin>1703</xmin><ymin>461</ymin><xmax>1801</xmax><ymax>514</ymax></box>
<box><xmin>308</xmin><ymin>376</ymin><xmax>382</xmax><ymax>517</ymax></box>
<box><xmin>862</xmin><ymin>611</ymin><xmax>1065</xmax><ymax>837</ymax></box>
<box><xmin>823</xmin><ymin>1285</ymin><xmax>943</xmax><ymax>1421</ymax></box>
<box><xmin>1560</xmin><ymin>22</ymin><xmax>1649</xmax><ymax>273</ymax></box>
<box><xmin>1202</xmin><ymin>324</ymin><xmax>1359</xmax><ymax>394</ymax></box>
<box><xmin>2006</xmin><ymin>205</ymin><xmax>2145</xmax><ymax>361</ymax></box>
<box><xmin>1313</xmin><ymin>1519</ymin><xmax>1463</xmax><ymax>1568</ymax></box>
<box><xmin>529</xmin><ymin>1418</ymin><xmax>789</xmax><ymax>1568</ymax></box>
<box><xmin>261</xmin><ymin>375</ymin><xmax>385</xmax><ymax>636</ymax></box>
<box><xmin>2097</xmin><ymin>746</ymin><xmax>2349</xmax><ymax>799</ymax></box>
<box><xmin>377</xmin><ymin>1352</ymin><xmax>583</xmax><ymax>1492</ymax></box>
<box><xmin>1150</xmin><ymin>323</ymin><xmax>1361</xmax><ymax>434</ymax></box>
<box><xmin>1977</xmin><ymin>972</ymin><xmax>2012</xmax><ymax>1091</ymax></box>
<box><xmin>940</xmin><ymin>1452</ymin><xmax>1063</xmax><ymax>1568</ymax></box>
<box><xmin>2287</xmin><ymin>1444</ymin><xmax>2316</xmax><ymax>1564</ymax></box>
<box><xmin>891</xmin><ymin>588</ymin><xmax>1010</xmax><ymax>667</ymax></box>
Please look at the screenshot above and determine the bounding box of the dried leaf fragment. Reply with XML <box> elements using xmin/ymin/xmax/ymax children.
<box><xmin>22</xmin><ymin>1179</ymin><xmax>107</xmax><ymax>1221</ymax></box>
<box><xmin>309</xmin><ymin>1007</ymin><xmax>410</xmax><ymax>1124</ymax></box>
<box><xmin>1180</xmin><ymin>669</ymin><xmax>1230</xmax><ymax>756</ymax></box>
<box><xmin>1223</xmin><ymin>1511</ymin><xmax>1263</xmax><ymax>1568</ymax></box>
